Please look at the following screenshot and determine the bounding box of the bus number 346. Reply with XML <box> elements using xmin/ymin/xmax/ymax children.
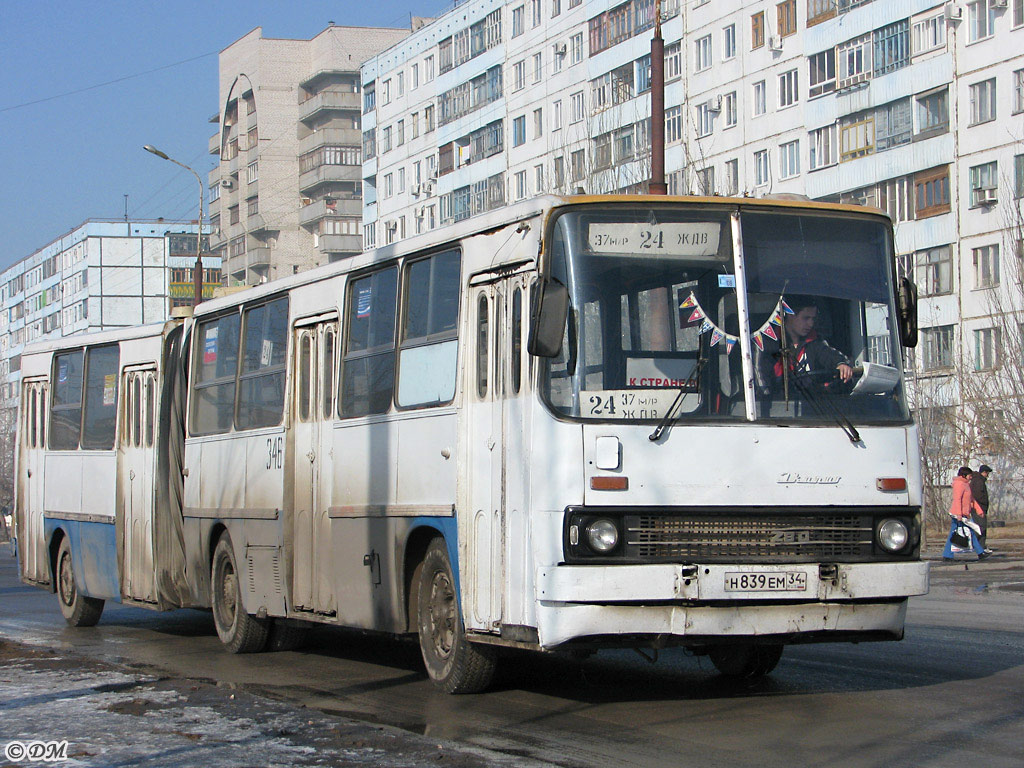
<box><xmin>267</xmin><ymin>437</ymin><xmax>283</xmax><ymax>470</ymax></box>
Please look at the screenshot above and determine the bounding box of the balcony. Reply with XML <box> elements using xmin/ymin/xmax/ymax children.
<box><xmin>319</xmin><ymin>234</ymin><xmax>362</xmax><ymax>254</ymax></box>
<box><xmin>298</xmin><ymin>91</ymin><xmax>361</xmax><ymax>123</ymax></box>
<box><xmin>298</xmin><ymin>163</ymin><xmax>361</xmax><ymax>193</ymax></box>
<box><xmin>209</xmin><ymin>132</ymin><xmax>220</xmax><ymax>155</ymax></box>
<box><xmin>298</xmin><ymin>127</ymin><xmax>362</xmax><ymax>156</ymax></box>
<box><xmin>247</xmin><ymin>247</ymin><xmax>271</xmax><ymax>269</ymax></box>
<box><xmin>298</xmin><ymin>198</ymin><xmax>361</xmax><ymax>227</ymax></box>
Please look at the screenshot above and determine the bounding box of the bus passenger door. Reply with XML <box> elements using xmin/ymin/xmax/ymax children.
<box><xmin>18</xmin><ymin>379</ymin><xmax>48</xmax><ymax>584</ymax></box>
<box><xmin>118</xmin><ymin>367</ymin><xmax>158</xmax><ymax>603</ymax></box>
<box><xmin>466</xmin><ymin>280</ymin><xmax>507</xmax><ymax>632</ymax></box>
<box><xmin>292</xmin><ymin>319</ymin><xmax>338</xmax><ymax>615</ymax></box>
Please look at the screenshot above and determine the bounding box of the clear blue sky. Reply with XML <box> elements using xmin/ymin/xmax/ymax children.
<box><xmin>0</xmin><ymin>0</ymin><xmax>445</xmax><ymax>270</ymax></box>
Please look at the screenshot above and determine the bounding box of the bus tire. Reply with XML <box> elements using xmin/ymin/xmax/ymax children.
<box><xmin>267</xmin><ymin>620</ymin><xmax>309</xmax><ymax>652</ymax></box>
<box><xmin>56</xmin><ymin>537</ymin><xmax>104</xmax><ymax>627</ymax></box>
<box><xmin>709</xmin><ymin>643</ymin><xmax>784</xmax><ymax>678</ymax></box>
<box><xmin>211</xmin><ymin>535</ymin><xmax>269</xmax><ymax>653</ymax></box>
<box><xmin>417</xmin><ymin>538</ymin><xmax>496</xmax><ymax>694</ymax></box>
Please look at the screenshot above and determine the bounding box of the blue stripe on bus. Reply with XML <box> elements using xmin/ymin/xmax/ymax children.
<box><xmin>410</xmin><ymin>516</ymin><xmax>461</xmax><ymax>601</ymax></box>
<box><xmin>43</xmin><ymin>518</ymin><xmax>121</xmax><ymax>603</ymax></box>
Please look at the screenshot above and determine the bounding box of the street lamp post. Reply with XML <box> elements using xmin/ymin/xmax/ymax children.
<box><xmin>143</xmin><ymin>145</ymin><xmax>205</xmax><ymax>308</ymax></box>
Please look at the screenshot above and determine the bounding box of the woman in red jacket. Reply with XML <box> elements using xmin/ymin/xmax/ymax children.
<box><xmin>943</xmin><ymin>466</ymin><xmax>987</xmax><ymax>560</ymax></box>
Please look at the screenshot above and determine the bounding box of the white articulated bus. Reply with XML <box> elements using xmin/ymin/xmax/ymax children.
<box><xmin>15</xmin><ymin>195</ymin><xmax>928</xmax><ymax>693</ymax></box>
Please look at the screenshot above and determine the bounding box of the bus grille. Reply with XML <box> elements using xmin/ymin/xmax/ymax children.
<box><xmin>627</xmin><ymin>514</ymin><xmax>873</xmax><ymax>561</ymax></box>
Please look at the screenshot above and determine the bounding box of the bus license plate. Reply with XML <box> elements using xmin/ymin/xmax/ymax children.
<box><xmin>724</xmin><ymin>571</ymin><xmax>808</xmax><ymax>593</ymax></box>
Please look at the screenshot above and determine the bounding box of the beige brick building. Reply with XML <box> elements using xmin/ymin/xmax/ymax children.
<box><xmin>209</xmin><ymin>24</ymin><xmax>410</xmax><ymax>286</ymax></box>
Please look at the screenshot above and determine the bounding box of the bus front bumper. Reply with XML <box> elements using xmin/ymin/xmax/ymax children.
<box><xmin>533</xmin><ymin>561</ymin><xmax>929</xmax><ymax>648</ymax></box>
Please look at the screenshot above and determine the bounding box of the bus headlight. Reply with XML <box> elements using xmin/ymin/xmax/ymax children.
<box><xmin>586</xmin><ymin>519</ymin><xmax>619</xmax><ymax>553</ymax></box>
<box><xmin>877</xmin><ymin>519</ymin><xmax>909</xmax><ymax>552</ymax></box>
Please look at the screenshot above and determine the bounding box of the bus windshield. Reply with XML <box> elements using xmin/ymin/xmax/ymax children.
<box><xmin>539</xmin><ymin>203</ymin><xmax>909</xmax><ymax>425</ymax></box>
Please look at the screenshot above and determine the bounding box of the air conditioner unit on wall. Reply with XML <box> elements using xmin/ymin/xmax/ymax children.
<box><xmin>708</xmin><ymin>95</ymin><xmax>722</xmax><ymax>112</ymax></box>
<box><xmin>944</xmin><ymin>3</ymin><xmax>962</xmax><ymax>20</ymax></box>
<box><xmin>220</xmin><ymin>178</ymin><xmax>235</xmax><ymax>189</ymax></box>
<box><xmin>554</xmin><ymin>42</ymin><xmax>567</xmax><ymax>56</ymax></box>
<box><xmin>768</xmin><ymin>35</ymin><xmax>783</xmax><ymax>51</ymax></box>
<box><xmin>992</xmin><ymin>0</ymin><xmax>1007</xmax><ymax>8</ymax></box>
<box><xmin>975</xmin><ymin>186</ymin><xmax>998</xmax><ymax>205</ymax></box>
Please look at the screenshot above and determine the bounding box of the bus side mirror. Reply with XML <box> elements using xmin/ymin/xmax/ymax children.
<box><xmin>528</xmin><ymin>278</ymin><xmax>569</xmax><ymax>358</ymax></box>
<box><xmin>897</xmin><ymin>277</ymin><xmax>918</xmax><ymax>348</ymax></box>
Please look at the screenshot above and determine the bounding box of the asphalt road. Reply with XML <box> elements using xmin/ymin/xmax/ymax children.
<box><xmin>1</xmin><ymin>551</ymin><xmax>1022</xmax><ymax>768</ymax></box>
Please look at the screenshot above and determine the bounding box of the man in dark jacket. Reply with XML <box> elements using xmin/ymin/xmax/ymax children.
<box><xmin>756</xmin><ymin>297</ymin><xmax>852</xmax><ymax>394</ymax></box>
<box><xmin>970</xmin><ymin>464</ymin><xmax>993</xmax><ymax>553</ymax></box>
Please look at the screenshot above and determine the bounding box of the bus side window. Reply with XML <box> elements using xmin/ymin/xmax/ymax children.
<box><xmin>512</xmin><ymin>287</ymin><xmax>522</xmax><ymax>395</ymax></box>
<box><xmin>476</xmin><ymin>293</ymin><xmax>489</xmax><ymax>398</ymax></box>
<box><xmin>145</xmin><ymin>375</ymin><xmax>155</xmax><ymax>448</ymax></box>
<box><xmin>50</xmin><ymin>350</ymin><xmax>84</xmax><ymax>450</ymax></box>
<box><xmin>191</xmin><ymin>314</ymin><xmax>241</xmax><ymax>435</ymax></box>
<box><xmin>341</xmin><ymin>267</ymin><xmax>397</xmax><ymax>417</ymax></box>
<box><xmin>298</xmin><ymin>332</ymin><xmax>312</xmax><ymax>422</ymax></box>
<box><xmin>397</xmin><ymin>249</ymin><xmax>461</xmax><ymax>408</ymax></box>
<box><xmin>29</xmin><ymin>389</ymin><xmax>37</xmax><ymax>448</ymax></box>
<box><xmin>322</xmin><ymin>327</ymin><xmax>336</xmax><ymax>420</ymax></box>
<box><xmin>121</xmin><ymin>373</ymin><xmax>132</xmax><ymax>446</ymax></box>
<box><xmin>237</xmin><ymin>297</ymin><xmax>289</xmax><ymax>430</ymax></box>
<box><xmin>38</xmin><ymin>389</ymin><xmax>46</xmax><ymax>448</ymax></box>
<box><xmin>133</xmin><ymin>375</ymin><xmax>142</xmax><ymax>448</ymax></box>
<box><xmin>81</xmin><ymin>345</ymin><xmax>120</xmax><ymax>450</ymax></box>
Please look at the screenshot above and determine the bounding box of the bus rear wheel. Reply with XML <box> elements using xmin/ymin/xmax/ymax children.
<box><xmin>708</xmin><ymin>643</ymin><xmax>784</xmax><ymax>678</ymax></box>
<box><xmin>211</xmin><ymin>535</ymin><xmax>269</xmax><ymax>653</ymax></box>
<box><xmin>416</xmin><ymin>539</ymin><xmax>496</xmax><ymax>694</ymax></box>
<box><xmin>56</xmin><ymin>537</ymin><xmax>104</xmax><ymax>627</ymax></box>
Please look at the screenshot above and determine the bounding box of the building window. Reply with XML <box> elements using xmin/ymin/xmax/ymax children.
<box><xmin>246</xmin><ymin>161</ymin><xmax>258</xmax><ymax>184</ymax></box>
<box><xmin>808</xmin><ymin>0</ymin><xmax>837</xmax><ymax>26</ymax></box>
<box><xmin>912</xmin><ymin>13</ymin><xmax>946</xmax><ymax>55</ymax></box>
<box><xmin>751</xmin><ymin>11</ymin><xmax>765</xmax><ymax>49</ymax></box>
<box><xmin>914</xmin><ymin>166</ymin><xmax>951</xmax><ymax>218</ymax></box>
<box><xmin>531</xmin><ymin>0</ymin><xmax>541</xmax><ymax>26</ymax></box>
<box><xmin>425</xmin><ymin>55</ymin><xmax>435</xmax><ymax>81</ymax></box>
<box><xmin>571</xmin><ymin>149</ymin><xmax>586</xmax><ymax>182</ymax></box>
<box><xmin>1014</xmin><ymin>69</ymin><xmax>1024</xmax><ymax>114</ymax></box>
<box><xmin>970</xmin><ymin>161</ymin><xmax>998</xmax><ymax>207</ymax></box>
<box><xmin>247</xmin><ymin>196</ymin><xmax>259</xmax><ymax>216</ymax></box>
<box><xmin>778</xmin><ymin>69</ymin><xmax>798</xmax><ymax>107</ymax></box>
<box><xmin>777</xmin><ymin>0</ymin><xmax>797</xmax><ymax>37</ymax></box>
<box><xmin>513</xmin><ymin>115</ymin><xmax>526</xmax><ymax>146</ymax></box>
<box><xmin>874</xmin><ymin>19</ymin><xmax>910</xmax><ymax>77</ymax></box>
<box><xmin>975</xmin><ymin>327</ymin><xmax>1001</xmax><ymax>370</ymax></box>
<box><xmin>513</xmin><ymin>60</ymin><xmax>526</xmax><ymax>91</ymax></box>
<box><xmin>969</xmin><ymin>78</ymin><xmax>997</xmax><ymax>125</ymax></box>
<box><xmin>840</xmin><ymin>110</ymin><xmax>874</xmax><ymax>161</ymax></box>
<box><xmin>381</xmin><ymin>126</ymin><xmax>392</xmax><ymax>153</ymax></box>
<box><xmin>921</xmin><ymin>325</ymin><xmax>954</xmax><ymax>371</ymax></box>
<box><xmin>875</xmin><ymin>98</ymin><xmax>912</xmax><ymax>151</ymax></box>
<box><xmin>554</xmin><ymin>156</ymin><xmax>565</xmax><ymax>188</ymax></box>
<box><xmin>425</xmin><ymin>105</ymin><xmax>435</xmax><ymax>133</ymax></box>
<box><xmin>1015</xmin><ymin>153</ymin><xmax>1024</xmax><ymax>199</ymax></box>
<box><xmin>754</xmin><ymin>149</ymin><xmax>769</xmax><ymax>186</ymax></box>
<box><xmin>533</xmin><ymin>108</ymin><xmax>543</xmax><ymax>139</ymax></box>
<box><xmin>636</xmin><ymin>54</ymin><xmax>652</xmax><ymax>93</ymax></box>
<box><xmin>665</xmin><ymin>105</ymin><xmax>682</xmax><ymax>143</ymax></box>
<box><xmin>809</xmin><ymin>124</ymin><xmax>837</xmax><ymax>170</ymax></box>
<box><xmin>752</xmin><ymin>80</ymin><xmax>766</xmax><ymax>116</ymax></box>
<box><xmin>396</xmin><ymin>120</ymin><xmax>405</xmax><ymax>146</ymax></box>
<box><xmin>973</xmin><ymin>244</ymin><xmax>1000</xmax><ymax>288</ymax></box>
<box><xmin>552</xmin><ymin>99</ymin><xmax>562</xmax><ymax>131</ymax></box>
<box><xmin>1015</xmin><ymin>0</ymin><xmax>1023</xmax><ymax>27</ymax></box>
<box><xmin>665</xmin><ymin>41</ymin><xmax>681</xmax><ymax>81</ymax></box>
<box><xmin>512</xmin><ymin>5</ymin><xmax>525</xmax><ymax>36</ymax></box>
<box><xmin>695</xmin><ymin>103</ymin><xmax>714</xmax><ymax>137</ymax></box>
<box><xmin>779</xmin><ymin>140</ymin><xmax>800</xmax><ymax>179</ymax></box>
<box><xmin>723</xmin><ymin>91</ymin><xmax>737</xmax><ymax>127</ymax></box>
<box><xmin>570</xmin><ymin>91</ymin><xmax>585</xmax><ymax>123</ymax></box>
<box><xmin>809</xmin><ymin>49</ymin><xmax>836</xmax><ymax>98</ymax></box>
<box><xmin>571</xmin><ymin>32</ymin><xmax>584</xmax><ymax>64</ymax></box>
<box><xmin>724</xmin><ymin>159</ymin><xmax>739</xmax><ymax>195</ymax></box>
<box><xmin>968</xmin><ymin>0</ymin><xmax>996</xmax><ymax>42</ymax></box>
<box><xmin>535</xmin><ymin>164</ymin><xmax>544</xmax><ymax>193</ymax></box>
<box><xmin>533</xmin><ymin>52</ymin><xmax>543</xmax><ymax>83</ymax></box>
<box><xmin>917</xmin><ymin>246</ymin><xmax>952</xmax><ymax>295</ymax></box>
<box><xmin>515</xmin><ymin>170</ymin><xmax>528</xmax><ymax>200</ymax></box>
<box><xmin>838</xmin><ymin>34</ymin><xmax>872</xmax><ymax>89</ymax></box>
<box><xmin>695</xmin><ymin>34</ymin><xmax>712</xmax><ymax>72</ymax></box>
<box><xmin>552</xmin><ymin>0</ymin><xmax>560</xmax><ymax>16</ymax></box>
<box><xmin>916</xmin><ymin>87</ymin><xmax>949</xmax><ymax>136</ymax></box>
<box><xmin>723</xmin><ymin>24</ymin><xmax>736</xmax><ymax>60</ymax></box>
<box><xmin>695</xmin><ymin>166</ymin><xmax>714</xmax><ymax>195</ymax></box>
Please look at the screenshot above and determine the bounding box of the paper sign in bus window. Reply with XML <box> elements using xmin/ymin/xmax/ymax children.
<box><xmin>625</xmin><ymin>357</ymin><xmax>698</xmax><ymax>390</ymax></box>
<box><xmin>103</xmin><ymin>374</ymin><xmax>116</xmax><ymax>406</ymax></box>
<box><xmin>204</xmin><ymin>327</ymin><xmax>218</xmax><ymax>364</ymax></box>
<box><xmin>356</xmin><ymin>286</ymin><xmax>372</xmax><ymax>318</ymax></box>
<box><xmin>586</xmin><ymin>222</ymin><xmax>721</xmax><ymax>259</ymax></box>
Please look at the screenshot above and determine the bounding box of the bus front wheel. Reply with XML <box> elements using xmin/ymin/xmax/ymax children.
<box><xmin>56</xmin><ymin>537</ymin><xmax>104</xmax><ymax>627</ymax></box>
<box><xmin>708</xmin><ymin>643</ymin><xmax>784</xmax><ymax>678</ymax></box>
<box><xmin>416</xmin><ymin>539</ymin><xmax>496</xmax><ymax>694</ymax></box>
<box><xmin>211</xmin><ymin>535</ymin><xmax>269</xmax><ymax>653</ymax></box>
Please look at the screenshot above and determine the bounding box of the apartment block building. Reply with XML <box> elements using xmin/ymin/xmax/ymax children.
<box><xmin>207</xmin><ymin>24</ymin><xmax>411</xmax><ymax>287</ymax></box>
<box><xmin>362</xmin><ymin>0</ymin><xmax>1024</xmax><ymax>408</ymax></box>
<box><xmin>0</xmin><ymin>221</ymin><xmax>218</xmax><ymax>407</ymax></box>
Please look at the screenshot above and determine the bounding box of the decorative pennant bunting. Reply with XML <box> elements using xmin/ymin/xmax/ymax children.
<box><xmin>763</xmin><ymin>324</ymin><xmax>778</xmax><ymax>342</ymax></box>
<box><xmin>678</xmin><ymin>291</ymin><xmax>792</xmax><ymax>354</ymax></box>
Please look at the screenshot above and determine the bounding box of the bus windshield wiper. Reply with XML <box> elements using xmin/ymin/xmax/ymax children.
<box><xmin>649</xmin><ymin>356</ymin><xmax>708</xmax><ymax>442</ymax></box>
<box><xmin>787</xmin><ymin>370</ymin><xmax>861</xmax><ymax>444</ymax></box>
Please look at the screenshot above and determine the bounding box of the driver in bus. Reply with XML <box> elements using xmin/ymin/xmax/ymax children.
<box><xmin>756</xmin><ymin>296</ymin><xmax>853</xmax><ymax>394</ymax></box>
